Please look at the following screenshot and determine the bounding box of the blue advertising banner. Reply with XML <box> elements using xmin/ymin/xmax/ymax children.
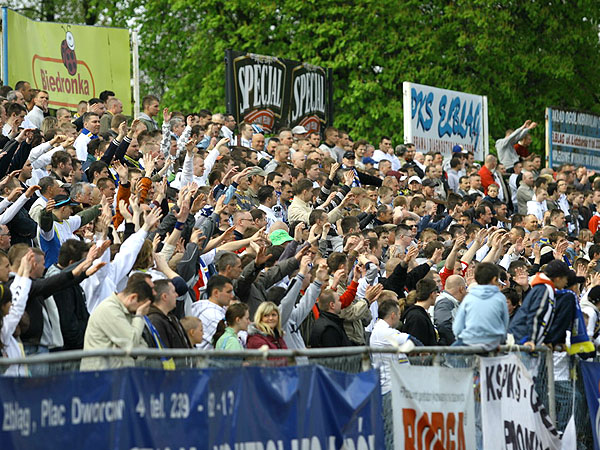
<box><xmin>581</xmin><ymin>361</ymin><xmax>600</xmax><ymax>450</ymax></box>
<box><xmin>0</xmin><ymin>365</ymin><xmax>384</xmax><ymax>450</ymax></box>
<box><xmin>545</xmin><ymin>107</ymin><xmax>600</xmax><ymax>170</ymax></box>
<box><xmin>402</xmin><ymin>82</ymin><xmax>488</xmax><ymax>161</ymax></box>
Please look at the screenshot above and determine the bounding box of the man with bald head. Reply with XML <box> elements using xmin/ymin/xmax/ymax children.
<box><xmin>516</xmin><ymin>170</ymin><xmax>535</xmax><ymax>214</ymax></box>
<box><xmin>433</xmin><ymin>274</ymin><xmax>467</xmax><ymax>345</ymax></box>
<box><xmin>291</xmin><ymin>151</ymin><xmax>306</xmax><ymax>170</ymax></box>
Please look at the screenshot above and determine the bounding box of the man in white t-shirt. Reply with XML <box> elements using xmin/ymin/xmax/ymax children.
<box><xmin>369</xmin><ymin>299</ymin><xmax>414</xmax><ymax>394</ymax></box>
<box><xmin>257</xmin><ymin>185</ymin><xmax>279</xmax><ymax>232</ymax></box>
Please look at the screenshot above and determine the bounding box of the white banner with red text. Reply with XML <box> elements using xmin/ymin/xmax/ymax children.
<box><xmin>391</xmin><ymin>363</ymin><xmax>476</xmax><ymax>450</ymax></box>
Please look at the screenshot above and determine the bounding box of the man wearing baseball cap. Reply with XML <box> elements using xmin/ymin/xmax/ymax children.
<box><xmin>38</xmin><ymin>194</ymin><xmax>101</xmax><ymax>267</ymax></box>
<box><xmin>508</xmin><ymin>260</ymin><xmax>570</xmax><ymax>347</ymax></box>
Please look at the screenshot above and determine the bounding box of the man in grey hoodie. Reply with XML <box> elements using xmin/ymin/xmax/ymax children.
<box><xmin>452</xmin><ymin>263</ymin><xmax>509</xmax><ymax>349</ymax></box>
<box><xmin>495</xmin><ymin>120</ymin><xmax>537</xmax><ymax>170</ymax></box>
<box><xmin>434</xmin><ymin>275</ymin><xmax>467</xmax><ymax>345</ymax></box>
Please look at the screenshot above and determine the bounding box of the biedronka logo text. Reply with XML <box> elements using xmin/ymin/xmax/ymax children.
<box><xmin>32</xmin><ymin>26</ymin><xmax>95</xmax><ymax>105</ymax></box>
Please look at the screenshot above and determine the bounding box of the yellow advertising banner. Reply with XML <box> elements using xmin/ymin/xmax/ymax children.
<box><xmin>4</xmin><ymin>8</ymin><xmax>131</xmax><ymax>114</ymax></box>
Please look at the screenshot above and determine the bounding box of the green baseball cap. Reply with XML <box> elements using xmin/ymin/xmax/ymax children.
<box><xmin>269</xmin><ymin>229</ymin><xmax>294</xmax><ymax>246</ymax></box>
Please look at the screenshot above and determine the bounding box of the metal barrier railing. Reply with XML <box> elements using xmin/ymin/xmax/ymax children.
<box><xmin>0</xmin><ymin>344</ymin><xmax>550</xmax><ymax>364</ymax></box>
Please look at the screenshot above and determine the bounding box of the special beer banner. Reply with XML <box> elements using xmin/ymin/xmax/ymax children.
<box><xmin>225</xmin><ymin>50</ymin><xmax>333</xmax><ymax>134</ymax></box>
<box><xmin>2</xmin><ymin>8</ymin><xmax>132</xmax><ymax>114</ymax></box>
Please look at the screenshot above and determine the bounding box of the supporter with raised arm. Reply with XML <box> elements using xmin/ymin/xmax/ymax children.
<box><xmin>73</xmin><ymin>112</ymin><xmax>100</xmax><ymax>162</ymax></box>
<box><xmin>496</xmin><ymin>120</ymin><xmax>537</xmax><ymax>170</ymax></box>
<box><xmin>1</xmin><ymin>250</ymin><xmax>35</xmax><ymax>376</ymax></box>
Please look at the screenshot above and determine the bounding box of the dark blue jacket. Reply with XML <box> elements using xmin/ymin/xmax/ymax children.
<box><xmin>544</xmin><ymin>289</ymin><xmax>576</xmax><ymax>345</ymax></box>
<box><xmin>508</xmin><ymin>273</ymin><xmax>556</xmax><ymax>345</ymax></box>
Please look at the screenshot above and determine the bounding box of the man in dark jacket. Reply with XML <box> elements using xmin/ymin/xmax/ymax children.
<box><xmin>8</xmin><ymin>244</ymin><xmax>103</xmax><ymax>374</ymax></box>
<box><xmin>402</xmin><ymin>278</ymin><xmax>438</xmax><ymax>346</ymax></box>
<box><xmin>47</xmin><ymin>239</ymin><xmax>100</xmax><ymax>350</ymax></box>
<box><xmin>544</xmin><ymin>270</ymin><xmax>582</xmax><ymax>348</ymax></box>
<box><xmin>310</xmin><ymin>289</ymin><xmax>352</xmax><ymax>348</ymax></box>
<box><xmin>508</xmin><ymin>260</ymin><xmax>570</xmax><ymax>347</ymax></box>
<box><xmin>143</xmin><ymin>279</ymin><xmax>191</xmax><ymax>349</ymax></box>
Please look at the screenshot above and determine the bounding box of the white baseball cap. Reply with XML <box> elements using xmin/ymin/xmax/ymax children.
<box><xmin>291</xmin><ymin>125</ymin><xmax>308</xmax><ymax>135</ymax></box>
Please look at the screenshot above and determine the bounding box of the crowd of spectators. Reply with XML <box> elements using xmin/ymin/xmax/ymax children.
<box><xmin>0</xmin><ymin>82</ymin><xmax>598</xmax><ymax>399</ymax></box>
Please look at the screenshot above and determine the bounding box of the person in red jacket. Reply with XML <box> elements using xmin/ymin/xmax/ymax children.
<box><xmin>247</xmin><ymin>301</ymin><xmax>288</xmax><ymax>350</ymax></box>
<box><xmin>478</xmin><ymin>154</ymin><xmax>498</xmax><ymax>194</ymax></box>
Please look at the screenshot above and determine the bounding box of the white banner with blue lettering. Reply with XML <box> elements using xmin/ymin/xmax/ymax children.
<box><xmin>0</xmin><ymin>365</ymin><xmax>384</xmax><ymax>449</ymax></box>
<box><xmin>546</xmin><ymin>107</ymin><xmax>600</xmax><ymax>170</ymax></box>
<box><xmin>480</xmin><ymin>354</ymin><xmax>561</xmax><ymax>450</ymax></box>
<box><xmin>403</xmin><ymin>82</ymin><xmax>488</xmax><ymax>161</ymax></box>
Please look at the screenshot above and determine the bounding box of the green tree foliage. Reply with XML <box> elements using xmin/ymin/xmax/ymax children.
<box><xmin>7</xmin><ymin>0</ymin><xmax>600</xmax><ymax>151</ymax></box>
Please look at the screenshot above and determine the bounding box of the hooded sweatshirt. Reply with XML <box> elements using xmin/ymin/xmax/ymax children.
<box><xmin>452</xmin><ymin>284</ymin><xmax>509</xmax><ymax>348</ymax></box>
<box><xmin>508</xmin><ymin>273</ymin><xmax>555</xmax><ymax>345</ymax></box>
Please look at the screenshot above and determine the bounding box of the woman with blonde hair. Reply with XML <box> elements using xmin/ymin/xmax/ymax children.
<box><xmin>41</xmin><ymin>116</ymin><xmax>58</xmax><ymax>138</ymax></box>
<box><xmin>246</xmin><ymin>301</ymin><xmax>287</xmax><ymax>349</ymax></box>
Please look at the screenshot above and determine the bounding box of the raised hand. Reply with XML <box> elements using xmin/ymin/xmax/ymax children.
<box><xmin>0</xmin><ymin>170</ymin><xmax>21</xmax><ymax>189</ymax></box>
<box><xmin>175</xmin><ymin>194</ymin><xmax>191</xmax><ymax>222</ymax></box>
<box><xmin>190</xmin><ymin>229</ymin><xmax>207</xmax><ymax>246</ymax></box>
<box><xmin>24</xmin><ymin>185</ymin><xmax>41</xmax><ymax>199</ymax></box>
<box><xmin>44</xmin><ymin>198</ymin><xmax>56</xmax><ymax>212</ymax></box>
<box><xmin>294</xmin><ymin>244</ymin><xmax>311</xmax><ymax>260</ymax></box>
<box><xmin>128</xmin><ymin>119</ymin><xmax>141</xmax><ymax>138</ymax></box>
<box><xmin>17</xmin><ymin>250</ymin><xmax>35</xmax><ymax>278</ymax></box>
<box><xmin>191</xmin><ymin>193</ymin><xmax>207</xmax><ymax>213</ymax></box>
<box><xmin>142</xmin><ymin>153</ymin><xmax>155</xmax><ymax>177</ymax></box>
<box><xmin>344</xmin><ymin>169</ymin><xmax>355</xmax><ymax>186</ymax></box>
<box><xmin>294</xmin><ymin>222</ymin><xmax>306</xmax><ymax>242</ymax></box>
<box><xmin>513</xmin><ymin>267</ymin><xmax>529</xmax><ymax>287</ymax></box>
<box><xmin>255</xmin><ymin>245</ymin><xmax>273</xmax><ymax>266</ymax></box>
<box><xmin>315</xmin><ymin>261</ymin><xmax>329</xmax><ymax>283</ymax></box>
<box><xmin>299</xmin><ymin>254</ymin><xmax>313</xmax><ymax>276</ymax></box>
<box><xmin>329</xmin><ymin>162</ymin><xmax>340</xmax><ymax>180</ymax></box>
<box><xmin>214</xmin><ymin>194</ymin><xmax>226</xmax><ymax>215</ymax></box>
<box><xmin>117</xmin><ymin>121</ymin><xmax>128</xmax><ymax>139</ymax></box>
<box><xmin>223</xmin><ymin>166</ymin><xmax>239</xmax><ymax>182</ymax></box>
<box><xmin>113</xmin><ymin>160</ymin><xmax>129</xmax><ymax>183</ymax></box>
<box><xmin>327</xmin><ymin>267</ymin><xmax>342</xmax><ymax>287</ymax></box>
<box><xmin>215</xmin><ymin>137</ymin><xmax>230</xmax><ymax>149</ymax></box>
<box><xmin>431</xmin><ymin>247</ymin><xmax>444</xmax><ymax>265</ymax></box>
<box><xmin>50</xmin><ymin>134</ymin><xmax>67</xmax><ymax>146</ymax></box>
<box><xmin>142</xmin><ymin>206</ymin><xmax>163</xmax><ymax>231</ymax></box>
<box><xmin>152</xmin><ymin>233</ymin><xmax>162</xmax><ymax>252</ymax></box>
<box><xmin>185</xmin><ymin>138</ymin><xmax>198</xmax><ymax>154</ymax></box>
<box><xmin>365</xmin><ymin>284</ymin><xmax>384</xmax><ymax>304</ymax></box>
<box><xmin>86</xmin><ymin>262</ymin><xmax>107</xmax><ymax>277</ymax></box>
<box><xmin>453</xmin><ymin>234</ymin><xmax>466</xmax><ymax>250</ymax></box>
<box><xmin>163</xmin><ymin>107</ymin><xmax>172</xmax><ymax>123</ymax></box>
<box><xmin>232</xmin><ymin>167</ymin><xmax>253</xmax><ymax>184</ymax></box>
<box><xmin>405</xmin><ymin>245</ymin><xmax>419</xmax><ymax>262</ymax></box>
